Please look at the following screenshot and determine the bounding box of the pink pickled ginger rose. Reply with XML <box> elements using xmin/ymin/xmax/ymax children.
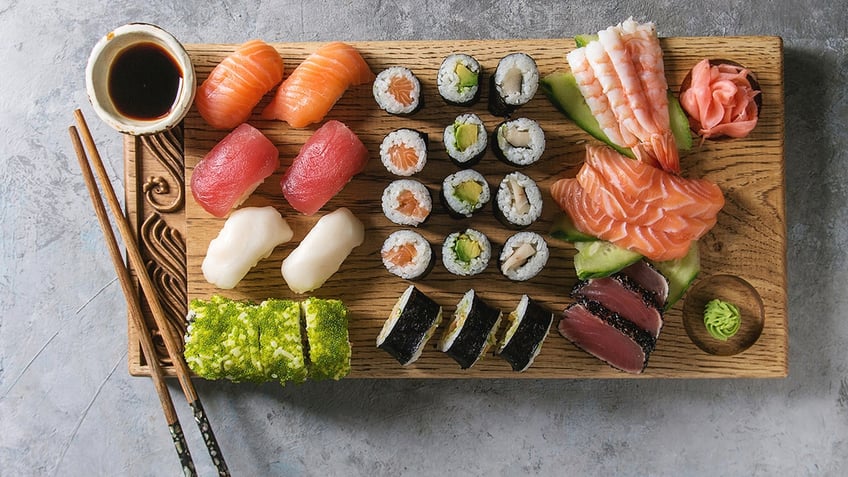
<box><xmin>680</xmin><ymin>59</ymin><xmax>760</xmax><ymax>139</ymax></box>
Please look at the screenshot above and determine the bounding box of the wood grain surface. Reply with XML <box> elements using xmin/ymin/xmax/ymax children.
<box><xmin>128</xmin><ymin>36</ymin><xmax>786</xmax><ymax>378</ymax></box>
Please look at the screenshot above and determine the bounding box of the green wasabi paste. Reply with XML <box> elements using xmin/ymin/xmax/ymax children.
<box><xmin>703</xmin><ymin>298</ymin><xmax>741</xmax><ymax>341</ymax></box>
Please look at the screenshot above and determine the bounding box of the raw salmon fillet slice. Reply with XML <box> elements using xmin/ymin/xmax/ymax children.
<box><xmin>262</xmin><ymin>42</ymin><xmax>375</xmax><ymax>128</ymax></box>
<box><xmin>195</xmin><ymin>40</ymin><xmax>284</xmax><ymax>130</ymax></box>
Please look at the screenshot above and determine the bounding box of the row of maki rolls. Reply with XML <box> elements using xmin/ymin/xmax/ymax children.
<box><xmin>373</xmin><ymin>52</ymin><xmax>540</xmax><ymax>117</ymax></box>
<box><xmin>377</xmin><ymin>286</ymin><xmax>555</xmax><ymax>372</ymax></box>
<box><xmin>444</xmin><ymin>114</ymin><xmax>546</xmax><ymax>169</ymax></box>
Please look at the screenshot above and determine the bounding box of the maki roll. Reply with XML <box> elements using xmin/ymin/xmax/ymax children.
<box><xmin>494</xmin><ymin>171</ymin><xmax>543</xmax><ymax>229</ymax></box>
<box><xmin>381</xmin><ymin>230</ymin><xmax>433</xmax><ymax>280</ymax></box>
<box><xmin>373</xmin><ymin>66</ymin><xmax>422</xmax><ymax>115</ymax></box>
<box><xmin>488</xmin><ymin>53</ymin><xmax>539</xmax><ymax>117</ymax></box>
<box><xmin>443</xmin><ymin>113</ymin><xmax>487</xmax><ymax>167</ymax></box>
<box><xmin>378</xmin><ymin>285</ymin><xmax>443</xmax><ymax>366</ymax></box>
<box><xmin>382</xmin><ymin>179</ymin><xmax>432</xmax><ymax>226</ymax></box>
<box><xmin>437</xmin><ymin>54</ymin><xmax>482</xmax><ymax>106</ymax></box>
<box><xmin>499</xmin><ymin>231</ymin><xmax>548</xmax><ymax>281</ymax></box>
<box><xmin>496</xmin><ymin>295</ymin><xmax>554</xmax><ymax>372</ymax></box>
<box><xmin>440</xmin><ymin>289</ymin><xmax>503</xmax><ymax>369</ymax></box>
<box><xmin>380</xmin><ymin>128</ymin><xmax>428</xmax><ymax>176</ymax></box>
<box><xmin>492</xmin><ymin>118</ymin><xmax>546</xmax><ymax>167</ymax></box>
<box><xmin>442</xmin><ymin>229</ymin><xmax>491</xmax><ymax>276</ymax></box>
<box><xmin>441</xmin><ymin>169</ymin><xmax>490</xmax><ymax>218</ymax></box>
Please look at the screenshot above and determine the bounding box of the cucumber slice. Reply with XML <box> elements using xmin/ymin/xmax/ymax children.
<box><xmin>574</xmin><ymin>240</ymin><xmax>642</xmax><ymax>280</ymax></box>
<box><xmin>541</xmin><ymin>72</ymin><xmax>693</xmax><ymax>154</ymax></box>
<box><xmin>574</xmin><ymin>34</ymin><xmax>598</xmax><ymax>48</ymax></box>
<box><xmin>550</xmin><ymin>212</ymin><xmax>597</xmax><ymax>243</ymax></box>
<box><xmin>651</xmin><ymin>242</ymin><xmax>700</xmax><ymax>309</ymax></box>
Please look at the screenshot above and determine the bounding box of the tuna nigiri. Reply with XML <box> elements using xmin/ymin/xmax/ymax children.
<box><xmin>195</xmin><ymin>40</ymin><xmax>284</xmax><ymax>130</ymax></box>
<box><xmin>281</xmin><ymin>120</ymin><xmax>369</xmax><ymax>215</ymax></box>
<box><xmin>262</xmin><ymin>42</ymin><xmax>375</xmax><ymax>128</ymax></box>
<box><xmin>191</xmin><ymin>123</ymin><xmax>279</xmax><ymax>218</ymax></box>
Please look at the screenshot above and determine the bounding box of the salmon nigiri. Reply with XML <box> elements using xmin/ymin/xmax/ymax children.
<box><xmin>262</xmin><ymin>42</ymin><xmax>374</xmax><ymax>128</ymax></box>
<box><xmin>195</xmin><ymin>40</ymin><xmax>284</xmax><ymax>130</ymax></box>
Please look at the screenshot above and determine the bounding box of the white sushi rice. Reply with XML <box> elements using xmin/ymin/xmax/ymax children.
<box><xmin>442</xmin><ymin>229</ymin><xmax>491</xmax><ymax>276</ymax></box>
<box><xmin>380</xmin><ymin>129</ymin><xmax>428</xmax><ymax>176</ymax></box>
<box><xmin>439</xmin><ymin>289</ymin><xmax>476</xmax><ymax>352</ymax></box>
<box><xmin>441</xmin><ymin>169</ymin><xmax>490</xmax><ymax>218</ymax></box>
<box><xmin>381</xmin><ymin>179</ymin><xmax>432</xmax><ymax>226</ymax></box>
<box><xmin>373</xmin><ymin>66</ymin><xmax>421</xmax><ymax>115</ymax></box>
<box><xmin>380</xmin><ymin>230</ymin><xmax>432</xmax><ymax>280</ymax></box>
<box><xmin>437</xmin><ymin>54</ymin><xmax>481</xmax><ymax>105</ymax></box>
<box><xmin>495</xmin><ymin>118</ymin><xmax>546</xmax><ymax>166</ymax></box>
<box><xmin>496</xmin><ymin>171</ymin><xmax>543</xmax><ymax>227</ymax></box>
<box><xmin>499</xmin><ymin>231</ymin><xmax>548</xmax><ymax>281</ymax></box>
<box><xmin>443</xmin><ymin>113</ymin><xmax>487</xmax><ymax>164</ymax></box>
<box><xmin>493</xmin><ymin>53</ymin><xmax>539</xmax><ymax>106</ymax></box>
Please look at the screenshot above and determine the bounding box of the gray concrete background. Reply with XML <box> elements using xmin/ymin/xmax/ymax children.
<box><xmin>1</xmin><ymin>1</ymin><xmax>846</xmax><ymax>475</ymax></box>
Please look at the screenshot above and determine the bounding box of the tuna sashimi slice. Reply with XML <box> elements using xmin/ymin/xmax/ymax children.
<box><xmin>190</xmin><ymin>123</ymin><xmax>279</xmax><ymax>218</ymax></box>
<box><xmin>572</xmin><ymin>276</ymin><xmax>663</xmax><ymax>338</ymax></box>
<box><xmin>617</xmin><ymin>260</ymin><xmax>669</xmax><ymax>310</ymax></box>
<box><xmin>559</xmin><ymin>301</ymin><xmax>655</xmax><ymax>374</ymax></box>
<box><xmin>281</xmin><ymin>120</ymin><xmax>369</xmax><ymax>215</ymax></box>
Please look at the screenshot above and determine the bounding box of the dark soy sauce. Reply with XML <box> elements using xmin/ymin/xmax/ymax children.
<box><xmin>108</xmin><ymin>42</ymin><xmax>182</xmax><ymax>120</ymax></box>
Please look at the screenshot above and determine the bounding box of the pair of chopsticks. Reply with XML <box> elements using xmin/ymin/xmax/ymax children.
<box><xmin>69</xmin><ymin>109</ymin><xmax>230</xmax><ymax>476</ymax></box>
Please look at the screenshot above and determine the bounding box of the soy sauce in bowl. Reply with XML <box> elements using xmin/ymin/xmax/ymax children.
<box><xmin>108</xmin><ymin>42</ymin><xmax>183</xmax><ymax>120</ymax></box>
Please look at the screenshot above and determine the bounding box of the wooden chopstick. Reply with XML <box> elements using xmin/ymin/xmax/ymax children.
<box><xmin>72</xmin><ymin>109</ymin><xmax>230</xmax><ymax>476</ymax></box>
<box><xmin>69</xmin><ymin>125</ymin><xmax>197</xmax><ymax>477</ymax></box>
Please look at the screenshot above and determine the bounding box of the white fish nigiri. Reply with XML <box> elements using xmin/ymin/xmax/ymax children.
<box><xmin>281</xmin><ymin>207</ymin><xmax>364</xmax><ymax>294</ymax></box>
<box><xmin>202</xmin><ymin>206</ymin><xmax>294</xmax><ymax>289</ymax></box>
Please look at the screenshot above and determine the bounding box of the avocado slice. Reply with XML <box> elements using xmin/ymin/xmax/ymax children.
<box><xmin>453</xmin><ymin>180</ymin><xmax>483</xmax><ymax>205</ymax></box>
<box><xmin>455</xmin><ymin>62</ymin><xmax>478</xmax><ymax>89</ymax></box>
<box><xmin>454</xmin><ymin>123</ymin><xmax>479</xmax><ymax>151</ymax></box>
<box><xmin>454</xmin><ymin>234</ymin><xmax>482</xmax><ymax>262</ymax></box>
<box><xmin>541</xmin><ymin>71</ymin><xmax>692</xmax><ymax>155</ymax></box>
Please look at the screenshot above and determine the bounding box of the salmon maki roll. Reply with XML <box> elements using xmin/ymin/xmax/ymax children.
<box><xmin>262</xmin><ymin>42</ymin><xmax>374</xmax><ymax>128</ymax></box>
<box><xmin>195</xmin><ymin>40</ymin><xmax>284</xmax><ymax>130</ymax></box>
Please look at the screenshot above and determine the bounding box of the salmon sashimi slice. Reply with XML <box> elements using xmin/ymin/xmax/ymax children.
<box><xmin>395</xmin><ymin>189</ymin><xmax>429</xmax><ymax>221</ymax></box>
<box><xmin>551</xmin><ymin>178</ymin><xmax>694</xmax><ymax>261</ymax></box>
<box><xmin>262</xmin><ymin>42</ymin><xmax>375</xmax><ymax>128</ymax></box>
<box><xmin>567</xmin><ymin>19</ymin><xmax>680</xmax><ymax>173</ymax></box>
<box><xmin>382</xmin><ymin>243</ymin><xmax>418</xmax><ymax>267</ymax></box>
<box><xmin>195</xmin><ymin>40</ymin><xmax>284</xmax><ymax>130</ymax></box>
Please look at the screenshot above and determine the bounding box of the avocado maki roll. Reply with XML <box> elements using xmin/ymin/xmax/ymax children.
<box><xmin>492</xmin><ymin>117</ymin><xmax>546</xmax><ymax>167</ymax></box>
<box><xmin>442</xmin><ymin>228</ymin><xmax>491</xmax><ymax>276</ymax></box>
<box><xmin>441</xmin><ymin>169</ymin><xmax>490</xmax><ymax>218</ymax></box>
<box><xmin>443</xmin><ymin>113</ymin><xmax>487</xmax><ymax>167</ymax></box>
<box><xmin>378</xmin><ymin>285</ymin><xmax>443</xmax><ymax>366</ymax></box>
<box><xmin>494</xmin><ymin>171</ymin><xmax>543</xmax><ymax>229</ymax></box>
<box><xmin>440</xmin><ymin>289</ymin><xmax>503</xmax><ymax>369</ymax></box>
<box><xmin>496</xmin><ymin>295</ymin><xmax>554</xmax><ymax>372</ymax></box>
<box><xmin>381</xmin><ymin>230</ymin><xmax>433</xmax><ymax>280</ymax></box>
<box><xmin>437</xmin><ymin>53</ymin><xmax>482</xmax><ymax>106</ymax></box>
<box><xmin>373</xmin><ymin>66</ymin><xmax>423</xmax><ymax>115</ymax></box>
<box><xmin>499</xmin><ymin>231</ymin><xmax>549</xmax><ymax>281</ymax></box>
<box><xmin>488</xmin><ymin>53</ymin><xmax>539</xmax><ymax>117</ymax></box>
<box><xmin>302</xmin><ymin>297</ymin><xmax>351</xmax><ymax>381</ymax></box>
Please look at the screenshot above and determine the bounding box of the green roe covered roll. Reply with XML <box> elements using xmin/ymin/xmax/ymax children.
<box><xmin>302</xmin><ymin>297</ymin><xmax>352</xmax><ymax>380</ymax></box>
<box><xmin>257</xmin><ymin>299</ymin><xmax>308</xmax><ymax>384</ymax></box>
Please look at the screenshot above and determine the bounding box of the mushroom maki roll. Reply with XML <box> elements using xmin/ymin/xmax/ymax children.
<box><xmin>382</xmin><ymin>179</ymin><xmax>432</xmax><ymax>226</ymax></box>
<box><xmin>380</xmin><ymin>128</ymin><xmax>428</xmax><ymax>176</ymax></box>
<box><xmin>488</xmin><ymin>53</ymin><xmax>539</xmax><ymax>117</ymax></box>
<box><xmin>381</xmin><ymin>230</ymin><xmax>433</xmax><ymax>280</ymax></box>
<box><xmin>499</xmin><ymin>231</ymin><xmax>548</xmax><ymax>281</ymax></box>
<box><xmin>496</xmin><ymin>295</ymin><xmax>554</xmax><ymax>372</ymax></box>
<box><xmin>443</xmin><ymin>229</ymin><xmax>491</xmax><ymax>277</ymax></box>
<box><xmin>440</xmin><ymin>289</ymin><xmax>503</xmax><ymax>369</ymax></box>
<box><xmin>437</xmin><ymin>53</ymin><xmax>482</xmax><ymax>106</ymax></box>
<box><xmin>492</xmin><ymin>117</ymin><xmax>545</xmax><ymax>167</ymax></box>
<box><xmin>494</xmin><ymin>171</ymin><xmax>543</xmax><ymax>229</ymax></box>
<box><xmin>373</xmin><ymin>66</ymin><xmax>422</xmax><ymax>115</ymax></box>
<box><xmin>441</xmin><ymin>169</ymin><xmax>490</xmax><ymax>218</ymax></box>
<box><xmin>378</xmin><ymin>285</ymin><xmax>443</xmax><ymax>366</ymax></box>
<box><xmin>443</xmin><ymin>113</ymin><xmax>487</xmax><ymax>167</ymax></box>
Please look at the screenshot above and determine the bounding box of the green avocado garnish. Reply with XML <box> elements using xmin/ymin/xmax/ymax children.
<box><xmin>455</xmin><ymin>62</ymin><xmax>478</xmax><ymax>89</ymax></box>
<box><xmin>453</xmin><ymin>180</ymin><xmax>483</xmax><ymax>205</ymax></box>
<box><xmin>454</xmin><ymin>123</ymin><xmax>478</xmax><ymax>151</ymax></box>
<box><xmin>454</xmin><ymin>235</ymin><xmax>482</xmax><ymax>263</ymax></box>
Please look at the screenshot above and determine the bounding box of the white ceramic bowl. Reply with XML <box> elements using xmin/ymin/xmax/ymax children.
<box><xmin>85</xmin><ymin>23</ymin><xmax>195</xmax><ymax>135</ymax></box>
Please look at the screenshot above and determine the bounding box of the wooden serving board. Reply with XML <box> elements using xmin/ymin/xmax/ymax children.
<box><xmin>125</xmin><ymin>36</ymin><xmax>786</xmax><ymax>379</ymax></box>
